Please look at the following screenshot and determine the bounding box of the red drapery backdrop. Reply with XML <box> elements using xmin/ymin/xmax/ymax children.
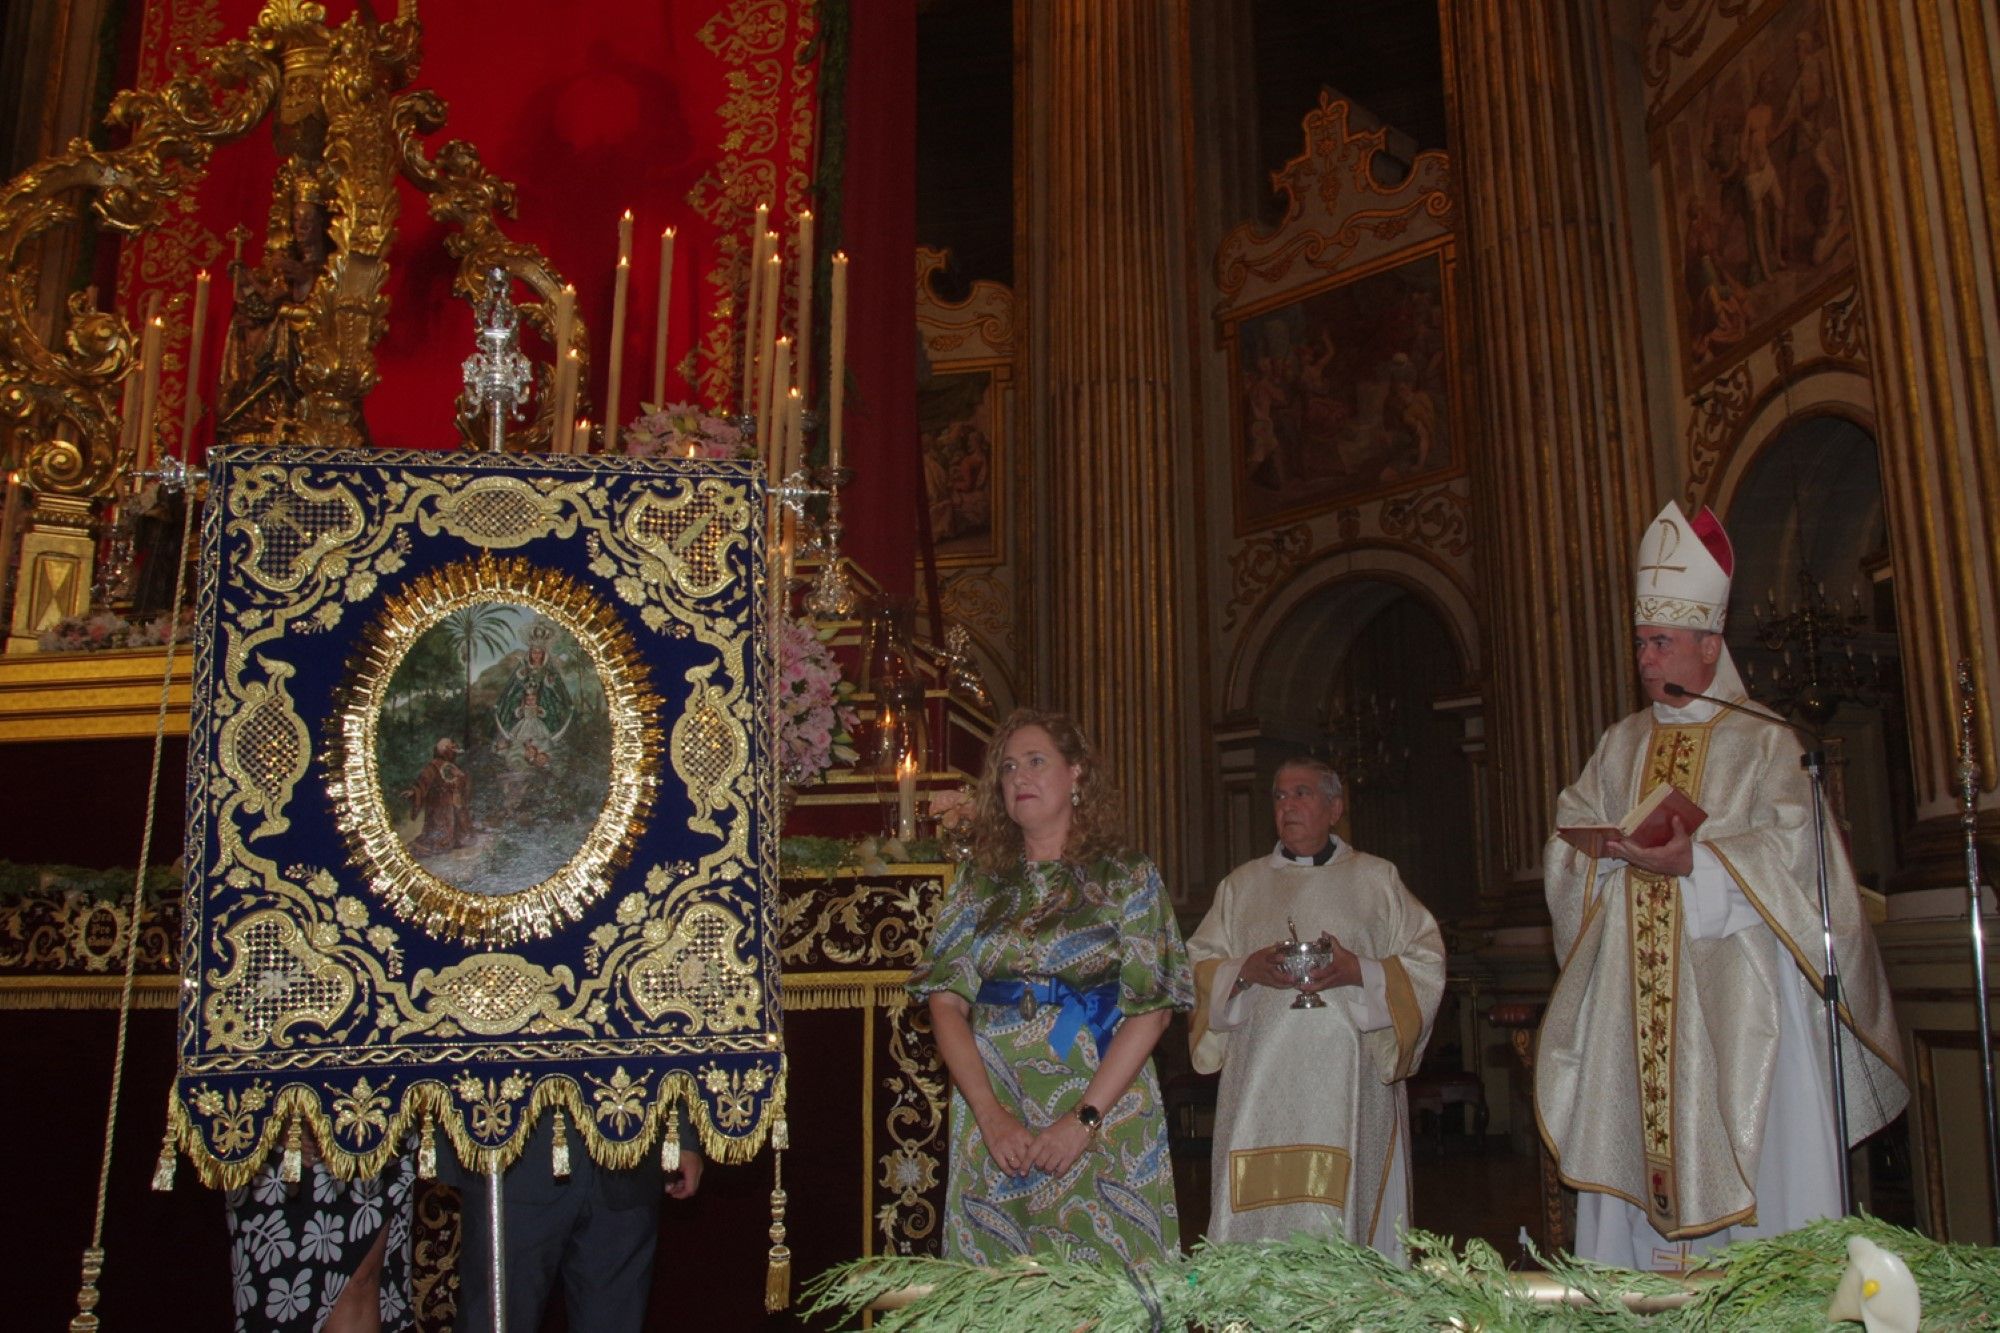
<box><xmin>118</xmin><ymin>0</ymin><xmax>820</xmax><ymax>452</ymax></box>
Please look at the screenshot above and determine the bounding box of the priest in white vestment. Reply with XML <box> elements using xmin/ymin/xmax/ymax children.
<box><xmin>1538</xmin><ymin>501</ymin><xmax>1907</xmax><ymax>1270</ymax></box>
<box><xmin>1188</xmin><ymin>759</ymin><xmax>1445</xmax><ymax>1262</ymax></box>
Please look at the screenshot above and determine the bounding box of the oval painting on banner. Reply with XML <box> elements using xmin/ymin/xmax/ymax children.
<box><xmin>377</xmin><ymin>603</ymin><xmax>612</xmax><ymax>896</ymax></box>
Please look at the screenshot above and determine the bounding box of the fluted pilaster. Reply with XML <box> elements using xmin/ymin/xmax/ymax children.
<box><xmin>1825</xmin><ymin>0</ymin><xmax>2000</xmax><ymax>819</ymax></box>
<box><xmin>1446</xmin><ymin>0</ymin><xmax>1655</xmax><ymax>881</ymax></box>
<box><xmin>1039</xmin><ymin>0</ymin><xmax>1198</xmax><ymax>891</ymax></box>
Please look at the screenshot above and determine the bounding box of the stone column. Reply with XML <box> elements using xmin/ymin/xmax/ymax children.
<box><xmin>1823</xmin><ymin>0</ymin><xmax>2000</xmax><ymax>838</ymax></box>
<box><xmin>1034</xmin><ymin>0</ymin><xmax>1202</xmax><ymax>892</ymax></box>
<box><xmin>1445</xmin><ymin>0</ymin><xmax>1658</xmax><ymax>889</ymax></box>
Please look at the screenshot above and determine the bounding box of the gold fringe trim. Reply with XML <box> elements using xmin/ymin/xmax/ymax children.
<box><xmin>0</xmin><ymin>977</ymin><xmax>177</xmax><ymax>1011</ymax></box>
<box><xmin>164</xmin><ymin>1059</ymin><xmax>790</xmax><ymax>1190</ymax></box>
<box><xmin>781</xmin><ymin>968</ymin><xmax>915</xmax><ymax>1012</ymax></box>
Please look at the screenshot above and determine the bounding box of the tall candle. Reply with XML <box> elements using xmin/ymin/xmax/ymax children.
<box><xmin>783</xmin><ymin>384</ymin><xmax>803</xmax><ymax>482</ymax></box>
<box><xmin>651</xmin><ymin>226</ymin><xmax>675</xmax><ymax>407</ymax></box>
<box><xmin>828</xmin><ymin>251</ymin><xmax>849</xmax><ymax>470</ymax></box>
<box><xmin>558</xmin><ymin>347</ymin><xmax>582</xmax><ymax>453</ymax></box>
<box><xmin>763</xmin><ymin>336</ymin><xmax>791</xmax><ymax>476</ymax></box>
<box><xmin>576</xmin><ymin>417</ymin><xmax>591</xmax><ymax>455</ymax></box>
<box><xmin>605</xmin><ymin>211</ymin><xmax>634</xmax><ymax>450</ymax></box>
<box><xmin>793</xmin><ymin>210</ymin><xmax>814</xmax><ymax>403</ymax></box>
<box><xmin>179</xmin><ymin>270</ymin><xmax>210</xmax><ymax>456</ymax></box>
<box><xmin>758</xmin><ymin>250</ymin><xmax>782</xmax><ymax>453</ymax></box>
<box><xmin>896</xmin><ymin>753</ymin><xmax>917</xmax><ymax>841</ymax></box>
<box><xmin>745</xmin><ymin>204</ymin><xmax>769</xmax><ymax>413</ymax></box>
<box><xmin>135</xmin><ymin>315</ymin><xmax>165</xmax><ymax>475</ymax></box>
<box><xmin>551</xmin><ymin>284</ymin><xmax>576</xmax><ymax>452</ymax></box>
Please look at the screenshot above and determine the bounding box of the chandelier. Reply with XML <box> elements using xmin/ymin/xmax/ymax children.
<box><xmin>1743</xmin><ymin>567</ymin><xmax>1890</xmax><ymax>727</ymax></box>
<box><xmin>1318</xmin><ymin>689</ymin><xmax>1409</xmax><ymax>791</ymax></box>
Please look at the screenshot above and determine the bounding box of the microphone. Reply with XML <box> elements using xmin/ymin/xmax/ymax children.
<box><xmin>1663</xmin><ymin>682</ymin><xmax>1818</xmax><ymax>746</ymax></box>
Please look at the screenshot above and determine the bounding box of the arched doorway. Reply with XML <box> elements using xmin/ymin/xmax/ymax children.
<box><xmin>1234</xmin><ymin>575</ymin><xmax>1478</xmax><ymax>922</ymax></box>
<box><xmin>1723</xmin><ymin>413</ymin><xmax>1912</xmax><ymax>886</ymax></box>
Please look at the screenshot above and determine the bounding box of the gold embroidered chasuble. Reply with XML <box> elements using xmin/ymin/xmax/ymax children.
<box><xmin>1537</xmin><ymin>703</ymin><xmax>1907</xmax><ymax>1240</ymax></box>
<box><xmin>1187</xmin><ymin>845</ymin><xmax>1445</xmax><ymax>1251</ymax></box>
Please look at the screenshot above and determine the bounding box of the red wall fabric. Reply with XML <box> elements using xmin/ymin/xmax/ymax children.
<box><xmin>118</xmin><ymin>0</ymin><xmax>820</xmax><ymax>457</ymax></box>
<box><xmin>831</xmin><ymin>0</ymin><xmax>918</xmax><ymax>599</ymax></box>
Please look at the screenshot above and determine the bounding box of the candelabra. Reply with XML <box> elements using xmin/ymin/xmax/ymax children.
<box><xmin>1319</xmin><ymin>689</ymin><xmax>1409</xmax><ymax>791</ymax></box>
<box><xmin>805</xmin><ymin>464</ymin><xmax>858</xmax><ymax>618</ymax></box>
<box><xmin>1746</xmin><ymin>567</ymin><xmax>1889</xmax><ymax>727</ymax></box>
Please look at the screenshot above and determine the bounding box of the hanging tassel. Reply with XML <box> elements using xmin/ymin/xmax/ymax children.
<box><xmin>278</xmin><ymin>1115</ymin><xmax>302</xmax><ymax>1184</ymax></box>
<box><xmin>418</xmin><ymin>1113</ymin><xmax>437</xmax><ymax>1180</ymax></box>
<box><xmin>662</xmin><ymin>1103</ymin><xmax>680</xmax><ymax>1169</ymax></box>
<box><xmin>551</xmin><ymin>1108</ymin><xmax>571</xmax><ymax>1180</ymax></box>
<box><xmin>151</xmin><ymin>1123</ymin><xmax>178</xmax><ymax>1192</ymax></box>
<box><xmin>765</xmin><ymin>1115</ymin><xmax>791</xmax><ymax>1312</ymax></box>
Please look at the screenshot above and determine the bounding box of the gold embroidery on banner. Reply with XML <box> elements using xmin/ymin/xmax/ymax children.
<box><xmin>699</xmin><ymin>1059</ymin><xmax>774</xmax><ymax>1132</ymax></box>
<box><xmin>623</xmin><ymin>480</ymin><xmax>754</xmax><ymax>600</ymax></box>
<box><xmin>422</xmin><ymin>475</ymin><xmax>581</xmax><ymax>549</ymax></box>
<box><xmin>400</xmin><ymin>954</ymin><xmax>585</xmax><ymax>1038</ymax></box>
<box><xmin>587</xmin><ymin>1066</ymin><xmax>653</xmax><ymax>1134</ymax></box>
<box><xmin>627</xmin><ymin>901</ymin><xmax>762</xmax><ymax>1031</ymax></box>
<box><xmin>1626</xmin><ymin>723</ymin><xmax>1711</xmax><ymax>1230</ymax></box>
<box><xmin>673</xmin><ymin>661</ymin><xmax>748</xmax><ymax>840</ymax></box>
<box><xmin>226</xmin><ymin>464</ymin><xmax>368</xmax><ymax>594</ymax></box>
<box><xmin>218</xmin><ymin>654</ymin><xmax>311</xmax><ymax>841</ymax></box>
<box><xmin>202</xmin><ymin>908</ymin><xmax>355</xmax><ymax>1050</ymax></box>
<box><xmin>189</xmin><ymin>1080</ymin><xmax>275</xmax><ymax>1157</ymax></box>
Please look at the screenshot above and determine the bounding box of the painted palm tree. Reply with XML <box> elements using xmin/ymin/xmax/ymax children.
<box><xmin>438</xmin><ymin>604</ymin><xmax>515</xmax><ymax>747</ymax></box>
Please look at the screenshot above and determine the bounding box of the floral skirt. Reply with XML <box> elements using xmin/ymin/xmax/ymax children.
<box><xmin>224</xmin><ymin>1154</ymin><xmax>416</xmax><ymax>1332</ymax></box>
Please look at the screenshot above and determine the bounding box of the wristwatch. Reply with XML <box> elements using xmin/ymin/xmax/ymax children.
<box><xmin>1074</xmin><ymin>1102</ymin><xmax>1103</xmax><ymax>1137</ymax></box>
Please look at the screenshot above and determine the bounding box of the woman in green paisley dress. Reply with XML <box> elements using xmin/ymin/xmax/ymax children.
<box><xmin>911</xmin><ymin>708</ymin><xmax>1193</xmax><ymax>1265</ymax></box>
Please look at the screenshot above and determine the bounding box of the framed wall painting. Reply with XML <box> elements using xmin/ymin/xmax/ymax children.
<box><xmin>918</xmin><ymin>359</ymin><xmax>1009</xmax><ymax>566</ymax></box>
<box><xmin>1656</xmin><ymin>0</ymin><xmax>1853</xmax><ymax>385</ymax></box>
<box><xmin>1223</xmin><ymin>236</ymin><xmax>1462</xmax><ymax>535</ymax></box>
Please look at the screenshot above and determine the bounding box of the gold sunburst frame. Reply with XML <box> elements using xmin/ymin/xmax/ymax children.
<box><xmin>326</xmin><ymin>555</ymin><xmax>663</xmax><ymax>946</ymax></box>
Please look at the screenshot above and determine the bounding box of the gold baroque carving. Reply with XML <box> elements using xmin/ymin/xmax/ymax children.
<box><xmin>1819</xmin><ymin>289</ymin><xmax>1867</xmax><ymax>364</ymax></box>
<box><xmin>1224</xmin><ymin>525</ymin><xmax>1312</xmax><ymax>632</ymax></box>
<box><xmin>1213</xmin><ymin>93</ymin><xmax>1453</xmax><ymax>309</ymax></box>
<box><xmin>1379</xmin><ymin>486</ymin><xmax>1470</xmax><ymax>558</ymax></box>
<box><xmin>1685</xmin><ymin>362</ymin><xmax>1755</xmax><ymax>496</ymax></box>
<box><xmin>939</xmin><ymin>572</ymin><xmax>1016</xmax><ymax>654</ymax></box>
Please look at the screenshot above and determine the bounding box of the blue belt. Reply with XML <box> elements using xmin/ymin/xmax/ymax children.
<box><xmin>976</xmin><ymin>978</ymin><xmax>1123</xmax><ymax>1059</ymax></box>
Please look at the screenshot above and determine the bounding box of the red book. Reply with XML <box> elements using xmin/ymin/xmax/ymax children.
<box><xmin>1558</xmin><ymin>785</ymin><xmax>1707</xmax><ymax>859</ymax></box>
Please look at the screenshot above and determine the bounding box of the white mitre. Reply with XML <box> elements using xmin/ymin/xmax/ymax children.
<box><xmin>1634</xmin><ymin>500</ymin><xmax>1749</xmax><ymax>703</ymax></box>
<box><xmin>1633</xmin><ymin>500</ymin><xmax>1733</xmax><ymax>632</ymax></box>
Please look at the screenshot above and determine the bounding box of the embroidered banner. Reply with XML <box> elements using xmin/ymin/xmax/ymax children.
<box><xmin>170</xmin><ymin>447</ymin><xmax>782</xmax><ymax>1187</ymax></box>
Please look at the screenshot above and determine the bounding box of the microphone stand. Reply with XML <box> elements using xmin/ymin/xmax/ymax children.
<box><xmin>1664</xmin><ymin>681</ymin><xmax>1853</xmax><ymax>1214</ymax></box>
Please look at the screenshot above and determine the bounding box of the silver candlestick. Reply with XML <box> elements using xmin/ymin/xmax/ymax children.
<box><xmin>805</xmin><ymin>464</ymin><xmax>857</xmax><ymax>619</ymax></box>
<box><xmin>462</xmin><ymin>267</ymin><xmax>533</xmax><ymax>453</ymax></box>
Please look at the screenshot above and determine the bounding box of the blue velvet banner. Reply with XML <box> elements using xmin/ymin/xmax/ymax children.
<box><xmin>170</xmin><ymin>447</ymin><xmax>782</xmax><ymax>1186</ymax></box>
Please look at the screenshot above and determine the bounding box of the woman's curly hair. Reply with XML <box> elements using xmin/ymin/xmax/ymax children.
<box><xmin>967</xmin><ymin>707</ymin><xmax>1128</xmax><ymax>877</ymax></box>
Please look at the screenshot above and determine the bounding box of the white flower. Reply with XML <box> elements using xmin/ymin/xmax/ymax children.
<box><xmin>311</xmin><ymin>1163</ymin><xmax>342</xmax><ymax>1204</ymax></box>
<box><xmin>300</xmin><ymin>1210</ymin><xmax>346</xmax><ymax>1263</ymax></box>
<box><xmin>240</xmin><ymin>1211</ymin><xmax>295</xmax><ymax>1269</ymax></box>
<box><xmin>318</xmin><ymin>1270</ymin><xmax>348</xmax><ymax>1321</ymax></box>
<box><xmin>264</xmin><ymin>1272</ymin><xmax>311</xmax><ymax>1322</ymax></box>
<box><xmin>250</xmin><ymin>1166</ymin><xmax>290</xmax><ymax>1207</ymax></box>
<box><xmin>230</xmin><ymin>1259</ymin><xmax>256</xmax><ymax>1315</ymax></box>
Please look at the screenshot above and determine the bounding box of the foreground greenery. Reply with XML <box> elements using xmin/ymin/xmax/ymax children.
<box><xmin>804</xmin><ymin>1217</ymin><xmax>2000</xmax><ymax>1331</ymax></box>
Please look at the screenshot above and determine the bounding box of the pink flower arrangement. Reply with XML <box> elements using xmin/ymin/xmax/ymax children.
<box><xmin>622</xmin><ymin>401</ymin><xmax>750</xmax><ymax>461</ymax></box>
<box><xmin>37</xmin><ymin>607</ymin><xmax>193</xmax><ymax>653</ymax></box>
<box><xmin>776</xmin><ymin>616</ymin><xmax>859</xmax><ymax>787</ymax></box>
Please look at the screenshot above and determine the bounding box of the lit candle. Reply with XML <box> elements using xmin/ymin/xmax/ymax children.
<box><xmin>758</xmin><ymin>247</ymin><xmax>782</xmax><ymax>448</ymax></box>
<box><xmin>783</xmin><ymin>384</ymin><xmax>803</xmax><ymax>482</ymax></box>
<box><xmin>828</xmin><ymin>251</ymin><xmax>848</xmax><ymax>470</ymax></box>
<box><xmin>179</xmin><ymin>270</ymin><xmax>210</xmax><ymax>457</ymax></box>
<box><xmin>897</xmin><ymin>753</ymin><xmax>917</xmax><ymax>841</ymax></box>
<box><xmin>605</xmin><ymin>211</ymin><xmax>633</xmax><ymax>450</ymax></box>
<box><xmin>551</xmin><ymin>284</ymin><xmax>576</xmax><ymax>453</ymax></box>
<box><xmin>763</xmin><ymin>336</ymin><xmax>791</xmax><ymax>473</ymax></box>
<box><xmin>651</xmin><ymin>226</ymin><xmax>676</xmax><ymax>408</ymax></box>
<box><xmin>793</xmin><ymin>210</ymin><xmax>814</xmax><ymax>403</ymax></box>
<box><xmin>576</xmin><ymin>416</ymin><xmax>591</xmax><ymax>455</ymax></box>
<box><xmin>135</xmin><ymin>314</ymin><xmax>165</xmax><ymax>475</ymax></box>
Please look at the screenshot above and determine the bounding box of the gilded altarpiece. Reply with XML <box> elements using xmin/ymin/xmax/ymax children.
<box><xmin>169</xmin><ymin>448</ymin><xmax>783</xmax><ymax>1187</ymax></box>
